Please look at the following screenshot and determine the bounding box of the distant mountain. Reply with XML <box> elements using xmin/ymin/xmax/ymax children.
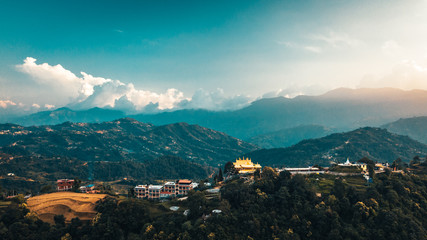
<box><xmin>244</xmin><ymin>127</ymin><xmax>427</xmax><ymax>167</ymax></box>
<box><xmin>0</xmin><ymin>118</ymin><xmax>258</xmax><ymax>166</ymax></box>
<box><xmin>10</xmin><ymin>107</ymin><xmax>125</xmax><ymax>126</ymax></box>
<box><xmin>131</xmin><ymin>88</ymin><xmax>427</xmax><ymax>139</ymax></box>
<box><xmin>6</xmin><ymin>88</ymin><xmax>427</xmax><ymax>140</ymax></box>
<box><xmin>382</xmin><ymin>116</ymin><xmax>427</xmax><ymax>144</ymax></box>
<box><xmin>247</xmin><ymin>125</ymin><xmax>335</xmax><ymax>148</ymax></box>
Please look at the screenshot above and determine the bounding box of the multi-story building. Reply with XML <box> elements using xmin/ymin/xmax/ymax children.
<box><xmin>57</xmin><ymin>179</ymin><xmax>75</xmax><ymax>191</ymax></box>
<box><xmin>134</xmin><ymin>179</ymin><xmax>195</xmax><ymax>200</ymax></box>
<box><xmin>163</xmin><ymin>182</ymin><xmax>176</xmax><ymax>195</ymax></box>
<box><xmin>135</xmin><ymin>185</ymin><xmax>148</xmax><ymax>199</ymax></box>
<box><xmin>177</xmin><ymin>179</ymin><xmax>192</xmax><ymax>195</ymax></box>
<box><xmin>148</xmin><ymin>185</ymin><xmax>162</xmax><ymax>200</ymax></box>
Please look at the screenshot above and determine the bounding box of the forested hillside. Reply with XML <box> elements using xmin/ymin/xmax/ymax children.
<box><xmin>0</xmin><ymin>118</ymin><xmax>257</xmax><ymax>166</ymax></box>
<box><xmin>0</xmin><ymin>155</ymin><xmax>211</xmax><ymax>193</ymax></box>
<box><xmin>1</xmin><ymin>166</ymin><xmax>426</xmax><ymax>239</ymax></box>
<box><xmin>245</xmin><ymin>127</ymin><xmax>427</xmax><ymax>167</ymax></box>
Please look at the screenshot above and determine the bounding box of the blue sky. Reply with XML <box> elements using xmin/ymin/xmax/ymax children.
<box><xmin>1</xmin><ymin>0</ymin><xmax>427</xmax><ymax>114</ymax></box>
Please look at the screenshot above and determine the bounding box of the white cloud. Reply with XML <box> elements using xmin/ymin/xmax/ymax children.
<box><xmin>45</xmin><ymin>104</ymin><xmax>55</xmax><ymax>109</ymax></box>
<box><xmin>15</xmin><ymin>57</ymin><xmax>110</xmax><ymax>103</ymax></box>
<box><xmin>16</xmin><ymin>57</ymin><xmax>188</xmax><ymax>113</ymax></box>
<box><xmin>304</xmin><ymin>46</ymin><xmax>322</xmax><ymax>53</ymax></box>
<box><xmin>278</xmin><ymin>41</ymin><xmax>322</xmax><ymax>54</ymax></box>
<box><xmin>0</xmin><ymin>100</ymin><xmax>17</xmax><ymax>109</ymax></box>
<box><xmin>359</xmin><ymin>60</ymin><xmax>427</xmax><ymax>90</ymax></box>
<box><xmin>312</xmin><ymin>31</ymin><xmax>362</xmax><ymax>48</ymax></box>
<box><xmin>178</xmin><ymin>88</ymin><xmax>252</xmax><ymax>111</ymax></box>
<box><xmin>14</xmin><ymin>57</ymin><xmax>315</xmax><ymax>114</ymax></box>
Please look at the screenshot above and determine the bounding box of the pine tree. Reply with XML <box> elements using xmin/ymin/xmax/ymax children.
<box><xmin>218</xmin><ymin>168</ymin><xmax>223</xmax><ymax>182</ymax></box>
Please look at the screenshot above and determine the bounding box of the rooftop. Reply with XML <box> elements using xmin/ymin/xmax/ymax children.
<box><xmin>148</xmin><ymin>185</ymin><xmax>163</xmax><ymax>190</ymax></box>
<box><xmin>178</xmin><ymin>179</ymin><xmax>192</xmax><ymax>184</ymax></box>
<box><xmin>57</xmin><ymin>179</ymin><xmax>74</xmax><ymax>183</ymax></box>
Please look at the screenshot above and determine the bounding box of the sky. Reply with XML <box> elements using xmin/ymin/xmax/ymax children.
<box><xmin>1</xmin><ymin>0</ymin><xmax>427</xmax><ymax>115</ymax></box>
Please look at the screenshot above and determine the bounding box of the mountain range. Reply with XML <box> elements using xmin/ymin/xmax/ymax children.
<box><xmin>0</xmin><ymin>118</ymin><xmax>258</xmax><ymax>166</ymax></box>
<box><xmin>244</xmin><ymin>127</ymin><xmax>427</xmax><ymax>167</ymax></box>
<box><xmin>5</xmin><ymin>88</ymin><xmax>427</xmax><ymax>143</ymax></box>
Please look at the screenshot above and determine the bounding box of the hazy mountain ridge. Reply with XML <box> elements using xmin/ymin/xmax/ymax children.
<box><xmin>8</xmin><ymin>107</ymin><xmax>126</xmax><ymax>126</ymax></box>
<box><xmin>382</xmin><ymin>116</ymin><xmax>427</xmax><ymax>144</ymax></box>
<box><xmin>244</xmin><ymin>127</ymin><xmax>427</xmax><ymax>167</ymax></box>
<box><xmin>0</xmin><ymin>118</ymin><xmax>258</xmax><ymax>166</ymax></box>
<box><xmin>247</xmin><ymin>124</ymin><xmax>335</xmax><ymax>148</ymax></box>
<box><xmin>5</xmin><ymin>88</ymin><xmax>427</xmax><ymax>140</ymax></box>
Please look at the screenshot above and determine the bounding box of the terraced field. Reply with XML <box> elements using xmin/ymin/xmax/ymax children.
<box><xmin>27</xmin><ymin>192</ymin><xmax>107</xmax><ymax>224</ymax></box>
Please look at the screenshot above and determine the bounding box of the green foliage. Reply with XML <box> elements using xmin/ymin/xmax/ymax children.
<box><xmin>246</xmin><ymin>127</ymin><xmax>427</xmax><ymax>167</ymax></box>
<box><xmin>0</xmin><ymin>155</ymin><xmax>211</xmax><ymax>193</ymax></box>
<box><xmin>0</xmin><ymin>118</ymin><xmax>257</xmax><ymax>167</ymax></box>
<box><xmin>1</xmin><ymin>171</ymin><xmax>427</xmax><ymax>239</ymax></box>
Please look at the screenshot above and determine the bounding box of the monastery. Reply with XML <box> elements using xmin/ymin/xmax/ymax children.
<box><xmin>233</xmin><ymin>157</ymin><xmax>262</xmax><ymax>174</ymax></box>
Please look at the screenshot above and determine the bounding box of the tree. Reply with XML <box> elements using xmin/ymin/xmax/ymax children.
<box><xmin>218</xmin><ymin>168</ymin><xmax>224</xmax><ymax>182</ymax></box>
<box><xmin>72</xmin><ymin>178</ymin><xmax>81</xmax><ymax>192</ymax></box>
<box><xmin>391</xmin><ymin>158</ymin><xmax>406</xmax><ymax>170</ymax></box>
<box><xmin>331</xmin><ymin>179</ymin><xmax>346</xmax><ymax>199</ymax></box>
<box><xmin>40</xmin><ymin>185</ymin><xmax>54</xmax><ymax>194</ymax></box>
<box><xmin>224</xmin><ymin>161</ymin><xmax>234</xmax><ymax>174</ymax></box>
<box><xmin>54</xmin><ymin>214</ymin><xmax>66</xmax><ymax>227</ymax></box>
<box><xmin>410</xmin><ymin>156</ymin><xmax>421</xmax><ymax>167</ymax></box>
<box><xmin>128</xmin><ymin>187</ymin><xmax>135</xmax><ymax>198</ymax></box>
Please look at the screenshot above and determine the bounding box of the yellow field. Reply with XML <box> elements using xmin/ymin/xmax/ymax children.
<box><xmin>27</xmin><ymin>192</ymin><xmax>108</xmax><ymax>224</ymax></box>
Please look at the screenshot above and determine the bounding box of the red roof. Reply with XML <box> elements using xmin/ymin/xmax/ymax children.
<box><xmin>57</xmin><ymin>179</ymin><xmax>74</xmax><ymax>183</ymax></box>
<box><xmin>178</xmin><ymin>179</ymin><xmax>192</xmax><ymax>184</ymax></box>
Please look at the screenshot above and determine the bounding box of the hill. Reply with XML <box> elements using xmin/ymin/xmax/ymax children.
<box><xmin>0</xmin><ymin>155</ymin><xmax>211</xmax><ymax>193</ymax></box>
<box><xmin>247</xmin><ymin>124</ymin><xmax>335</xmax><ymax>148</ymax></box>
<box><xmin>382</xmin><ymin>116</ymin><xmax>427</xmax><ymax>144</ymax></box>
<box><xmin>0</xmin><ymin>118</ymin><xmax>258</xmax><ymax>166</ymax></box>
<box><xmin>26</xmin><ymin>192</ymin><xmax>107</xmax><ymax>224</ymax></box>
<box><xmin>4</xmin><ymin>168</ymin><xmax>426</xmax><ymax>239</ymax></box>
<box><xmin>244</xmin><ymin>127</ymin><xmax>427</xmax><ymax>167</ymax></box>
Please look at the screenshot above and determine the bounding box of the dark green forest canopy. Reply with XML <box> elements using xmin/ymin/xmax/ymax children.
<box><xmin>1</xmin><ymin>166</ymin><xmax>427</xmax><ymax>240</ymax></box>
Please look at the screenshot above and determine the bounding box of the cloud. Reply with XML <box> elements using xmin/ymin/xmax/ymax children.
<box><xmin>277</xmin><ymin>41</ymin><xmax>322</xmax><ymax>54</ymax></box>
<box><xmin>16</xmin><ymin>57</ymin><xmax>188</xmax><ymax>113</ymax></box>
<box><xmin>15</xmin><ymin>57</ymin><xmax>110</xmax><ymax>103</ymax></box>
<box><xmin>14</xmin><ymin>57</ymin><xmax>307</xmax><ymax>114</ymax></box>
<box><xmin>178</xmin><ymin>88</ymin><xmax>252</xmax><ymax>111</ymax></box>
<box><xmin>0</xmin><ymin>100</ymin><xmax>17</xmax><ymax>109</ymax></box>
<box><xmin>45</xmin><ymin>104</ymin><xmax>55</xmax><ymax>109</ymax></box>
<box><xmin>303</xmin><ymin>46</ymin><xmax>322</xmax><ymax>53</ymax></box>
<box><xmin>359</xmin><ymin>60</ymin><xmax>427</xmax><ymax>90</ymax></box>
<box><xmin>262</xmin><ymin>85</ymin><xmax>329</xmax><ymax>99</ymax></box>
<box><xmin>312</xmin><ymin>31</ymin><xmax>362</xmax><ymax>48</ymax></box>
<box><xmin>0</xmin><ymin>99</ymin><xmax>55</xmax><ymax>119</ymax></box>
